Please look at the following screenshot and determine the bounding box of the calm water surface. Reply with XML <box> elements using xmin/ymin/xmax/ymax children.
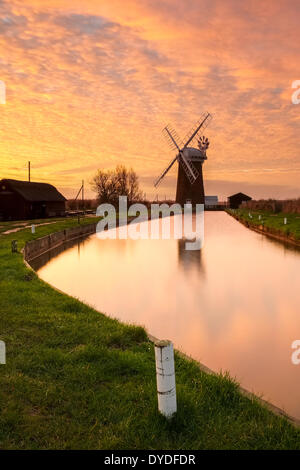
<box><xmin>33</xmin><ymin>212</ymin><xmax>300</xmax><ymax>418</ymax></box>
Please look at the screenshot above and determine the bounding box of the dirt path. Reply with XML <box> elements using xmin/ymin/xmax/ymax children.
<box><xmin>2</xmin><ymin>221</ymin><xmax>57</xmax><ymax>235</ymax></box>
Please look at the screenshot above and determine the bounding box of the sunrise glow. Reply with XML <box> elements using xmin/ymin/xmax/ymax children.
<box><xmin>1</xmin><ymin>0</ymin><xmax>299</xmax><ymax>200</ymax></box>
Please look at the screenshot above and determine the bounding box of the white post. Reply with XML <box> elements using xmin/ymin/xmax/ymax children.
<box><xmin>31</xmin><ymin>224</ymin><xmax>35</xmax><ymax>234</ymax></box>
<box><xmin>155</xmin><ymin>340</ymin><xmax>177</xmax><ymax>418</ymax></box>
<box><xmin>0</xmin><ymin>340</ymin><xmax>5</xmax><ymax>364</ymax></box>
<box><xmin>284</xmin><ymin>218</ymin><xmax>287</xmax><ymax>225</ymax></box>
<box><xmin>258</xmin><ymin>215</ymin><xmax>261</xmax><ymax>220</ymax></box>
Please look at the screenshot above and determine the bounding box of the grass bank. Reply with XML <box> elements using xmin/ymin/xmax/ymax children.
<box><xmin>227</xmin><ymin>208</ymin><xmax>300</xmax><ymax>246</ymax></box>
<box><xmin>1</xmin><ymin>217</ymin><xmax>300</xmax><ymax>449</ymax></box>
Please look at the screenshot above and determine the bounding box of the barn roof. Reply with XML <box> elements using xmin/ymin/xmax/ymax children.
<box><xmin>0</xmin><ymin>179</ymin><xmax>66</xmax><ymax>202</ymax></box>
<box><xmin>228</xmin><ymin>192</ymin><xmax>252</xmax><ymax>200</ymax></box>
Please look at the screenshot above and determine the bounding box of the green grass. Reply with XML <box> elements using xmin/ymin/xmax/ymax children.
<box><xmin>1</xmin><ymin>216</ymin><xmax>300</xmax><ymax>449</ymax></box>
<box><xmin>228</xmin><ymin>208</ymin><xmax>300</xmax><ymax>242</ymax></box>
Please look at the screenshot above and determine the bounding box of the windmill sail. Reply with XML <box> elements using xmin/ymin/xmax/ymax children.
<box><xmin>162</xmin><ymin>126</ymin><xmax>183</xmax><ymax>151</ymax></box>
<box><xmin>179</xmin><ymin>152</ymin><xmax>199</xmax><ymax>184</ymax></box>
<box><xmin>182</xmin><ymin>112</ymin><xmax>212</xmax><ymax>149</ymax></box>
<box><xmin>154</xmin><ymin>112</ymin><xmax>212</xmax><ymax>189</ymax></box>
<box><xmin>154</xmin><ymin>155</ymin><xmax>178</xmax><ymax>188</ymax></box>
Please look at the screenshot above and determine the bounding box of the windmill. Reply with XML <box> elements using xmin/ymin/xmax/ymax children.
<box><xmin>154</xmin><ymin>112</ymin><xmax>212</xmax><ymax>205</ymax></box>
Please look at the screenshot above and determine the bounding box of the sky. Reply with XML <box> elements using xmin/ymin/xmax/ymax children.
<box><xmin>0</xmin><ymin>0</ymin><xmax>299</xmax><ymax>200</ymax></box>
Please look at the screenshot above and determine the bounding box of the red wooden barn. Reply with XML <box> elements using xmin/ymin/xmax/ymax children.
<box><xmin>0</xmin><ymin>179</ymin><xmax>66</xmax><ymax>221</ymax></box>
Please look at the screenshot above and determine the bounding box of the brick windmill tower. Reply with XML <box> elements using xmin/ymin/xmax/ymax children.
<box><xmin>154</xmin><ymin>113</ymin><xmax>212</xmax><ymax>205</ymax></box>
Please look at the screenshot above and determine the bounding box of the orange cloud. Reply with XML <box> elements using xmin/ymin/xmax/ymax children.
<box><xmin>0</xmin><ymin>0</ymin><xmax>299</xmax><ymax>199</ymax></box>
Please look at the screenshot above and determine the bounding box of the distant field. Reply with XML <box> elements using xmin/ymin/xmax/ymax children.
<box><xmin>228</xmin><ymin>208</ymin><xmax>300</xmax><ymax>242</ymax></box>
<box><xmin>1</xmin><ymin>216</ymin><xmax>300</xmax><ymax>449</ymax></box>
<box><xmin>243</xmin><ymin>199</ymin><xmax>300</xmax><ymax>214</ymax></box>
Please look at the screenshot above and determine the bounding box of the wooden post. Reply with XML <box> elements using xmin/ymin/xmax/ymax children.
<box><xmin>155</xmin><ymin>340</ymin><xmax>177</xmax><ymax>418</ymax></box>
<box><xmin>11</xmin><ymin>240</ymin><xmax>17</xmax><ymax>252</ymax></box>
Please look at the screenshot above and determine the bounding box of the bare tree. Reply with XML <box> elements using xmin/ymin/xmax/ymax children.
<box><xmin>128</xmin><ymin>168</ymin><xmax>142</xmax><ymax>204</ymax></box>
<box><xmin>91</xmin><ymin>165</ymin><xmax>143</xmax><ymax>205</ymax></box>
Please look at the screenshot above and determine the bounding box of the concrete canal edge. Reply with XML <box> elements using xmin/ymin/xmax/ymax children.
<box><xmin>23</xmin><ymin>221</ymin><xmax>300</xmax><ymax>428</ymax></box>
<box><xmin>23</xmin><ymin>215</ymin><xmax>145</xmax><ymax>262</ymax></box>
<box><xmin>227</xmin><ymin>211</ymin><xmax>300</xmax><ymax>248</ymax></box>
<box><xmin>24</xmin><ymin>222</ymin><xmax>98</xmax><ymax>262</ymax></box>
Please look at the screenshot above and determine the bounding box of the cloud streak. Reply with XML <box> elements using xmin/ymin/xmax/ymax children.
<box><xmin>0</xmin><ymin>0</ymin><xmax>299</xmax><ymax>199</ymax></box>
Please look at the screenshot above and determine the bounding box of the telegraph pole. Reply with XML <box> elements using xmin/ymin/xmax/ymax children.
<box><xmin>74</xmin><ymin>180</ymin><xmax>85</xmax><ymax>215</ymax></box>
<box><xmin>28</xmin><ymin>161</ymin><xmax>31</xmax><ymax>182</ymax></box>
<box><xmin>82</xmin><ymin>180</ymin><xmax>84</xmax><ymax>214</ymax></box>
